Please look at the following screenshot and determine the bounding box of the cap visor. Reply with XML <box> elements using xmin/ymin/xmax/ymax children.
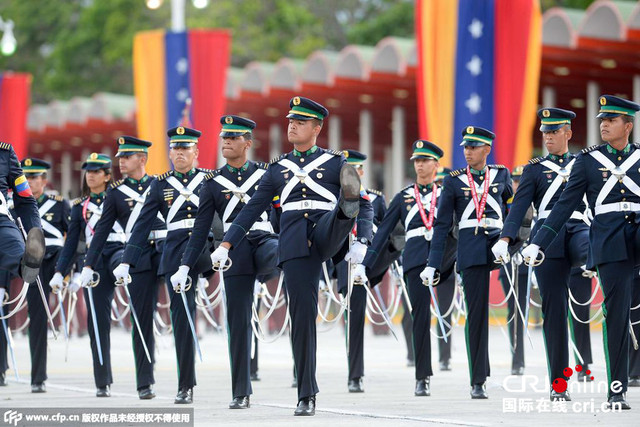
<box><xmin>24</xmin><ymin>172</ymin><xmax>45</xmax><ymax>177</ymax></box>
<box><xmin>597</xmin><ymin>112</ymin><xmax>622</xmax><ymax>119</ymax></box>
<box><xmin>82</xmin><ymin>163</ymin><xmax>110</xmax><ymax>171</ymax></box>
<box><xmin>219</xmin><ymin>131</ymin><xmax>247</xmax><ymax>138</ymax></box>
<box><xmin>170</xmin><ymin>142</ymin><xmax>197</xmax><ymax>148</ymax></box>
<box><xmin>410</xmin><ymin>154</ymin><xmax>438</xmax><ymax>161</ymax></box>
<box><xmin>286</xmin><ymin>113</ymin><xmax>314</xmax><ymax>121</ymax></box>
<box><xmin>459</xmin><ymin>140</ymin><xmax>487</xmax><ymax>147</ymax></box>
<box><xmin>539</xmin><ymin>124</ymin><xmax>564</xmax><ymax>132</ymax></box>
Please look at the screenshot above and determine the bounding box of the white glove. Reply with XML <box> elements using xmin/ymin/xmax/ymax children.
<box><xmin>50</xmin><ymin>272</ymin><xmax>65</xmax><ymax>294</ymax></box>
<box><xmin>79</xmin><ymin>267</ymin><xmax>95</xmax><ymax>288</ymax></box>
<box><xmin>210</xmin><ymin>246</ymin><xmax>230</xmax><ymax>269</ymax></box>
<box><xmin>353</xmin><ymin>264</ymin><xmax>368</xmax><ymax>284</ymax></box>
<box><xmin>344</xmin><ymin>241</ymin><xmax>368</xmax><ymax>264</ymax></box>
<box><xmin>420</xmin><ymin>266</ymin><xmax>436</xmax><ymax>285</ymax></box>
<box><xmin>68</xmin><ymin>272</ymin><xmax>81</xmax><ymax>293</ymax></box>
<box><xmin>170</xmin><ymin>265</ymin><xmax>191</xmax><ymax>292</ymax></box>
<box><xmin>491</xmin><ymin>239</ymin><xmax>510</xmax><ymax>264</ymax></box>
<box><xmin>521</xmin><ymin>244</ymin><xmax>541</xmax><ymax>265</ymax></box>
<box><xmin>0</xmin><ymin>287</ymin><xmax>5</xmax><ymax>303</ymax></box>
<box><xmin>112</xmin><ymin>263</ymin><xmax>130</xmax><ymax>286</ymax></box>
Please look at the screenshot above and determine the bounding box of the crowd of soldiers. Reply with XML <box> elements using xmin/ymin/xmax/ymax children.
<box><xmin>1</xmin><ymin>93</ymin><xmax>640</xmax><ymax>416</ymax></box>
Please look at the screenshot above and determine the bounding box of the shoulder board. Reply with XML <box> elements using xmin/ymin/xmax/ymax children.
<box><xmin>326</xmin><ymin>149</ymin><xmax>343</xmax><ymax>156</ymax></box>
<box><xmin>109</xmin><ymin>179</ymin><xmax>124</xmax><ymax>189</ymax></box>
<box><xmin>72</xmin><ymin>197</ymin><xmax>85</xmax><ymax>206</ymax></box>
<box><xmin>490</xmin><ymin>164</ymin><xmax>506</xmax><ymax>169</ymax></box>
<box><xmin>52</xmin><ymin>195</ymin><xmax>65</xmax><ymax>202</ymax></box>
<box><xmin>204</xmin><ymin>170</ymin><xmax>220</xmax><ymax>180</ymax></box>
<box><xmin>0</xmin><ymin>142</ymin><xmax>11</xmax><ymax>151</ymax></box>
<box><xmin>450</xmin><ymin>168</ymin><xmax>465</xmax><ymax>177</ymax></box>
<box><xmin>528</xmin><ymin>157</ymin><xmax>544</xmax><ymax>165</ymax></box>
<box><xmin>581</xmin><ymin>144</ymin><xmax>600</xmax><ymax>154</ymax></box>
<box><xmin>270</xmin><ymin>154</ymin><xmax>287</xmax><ymax>164</ymax></box>
<box><xmin>256</xmin><ymin>161</ymin><xmax>268</xmax><ymax>170</ymax></box>
<box><xmin>367</xmin><ymin>188</ymin><xmax>382</xmax><ymax>196</ymax></box>
<box><xmin>197</xmin><ymin>168</ymin><xmax>215</xmax><ymax>174</ymax></box>
<box><xmin>157</xmin><ymin>171</ymin><xmax>174</xmax><ymax>181</ymax></box>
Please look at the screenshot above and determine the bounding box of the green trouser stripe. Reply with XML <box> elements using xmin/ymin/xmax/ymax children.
<box><xmin>596</xmin><ymin>266</ymin><xmax>612</xmax><ymax>395</ymax></box>
<box><xmin>460</xmin><ymin>271</ymin><xmax>473</xmax><ymax>385</ymax></box>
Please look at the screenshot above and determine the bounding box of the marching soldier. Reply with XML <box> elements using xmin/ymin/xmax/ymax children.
<box><xmin>50</xmin><ymin>153</ymin><xmax>125</xmax><ymax>397</ymax></box>
<box><xmin>171</xmin><ymin>115</ymin><xmax>279</xmax><ymax>409</ymax></box>
<box><xmin>333</xmin><ymin>149</ymin><xmax>385</xmax><ymax>393</ymax></box>
<box><xmin>422</xmin><ymin>126</ymin><xmax>513</xmax><ymax>399</ymax></box>
<box><xmin>522</xmin><ymin>95</ymin><xmax>640</xmax><ymax>409</ymax></box>
<box><xmin>357</xmin><ymin>140</ymin><xmax>447</xmax><ymax>397</ymax></box>
<box><xmin>495</xmin><ymin>108</ymin><xmax>589</xmax><ymax>401</ymax></box>
<box><xmin>113</xmin><ymin>126</ymin><xmax>212</xmax><ymax>405</ymax></box>
<box><xmin>210</xmin><ymin>96</ymin><xmax>373</xmax><ymax>416</ymax></box>
<box><xmin>21</xmin><ymin>158</ymin><xmax>70</xmax><ymax>393</ymax></box>
<box><xmin>79</xmin><ymin>137</ymin><xmax>165</xmax><ymax>399</ymax></box>
<box><xmin>0</xmin><ymin>142</ymin><xmax>45</xmax><ymax>387</ymax></box>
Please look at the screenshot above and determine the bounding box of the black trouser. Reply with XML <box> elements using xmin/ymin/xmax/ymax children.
<box><xmin>128</xmin><ymin>247</ymin><xmax>162</xmax><ymax>390</ymax></box>
<box><xmin>401</xmin><ymin>296</ymin><xmax>414</xmax><ymax>362</ymax></box>
<box><xmin>336</xmin><ymin>260</ymin><xmax>367</xmax><ymax>381</ymax></box>
<box><xmin>166</xmin><ymin>268</ymin><xmax>199</xmax><ymax>390</ymax></box>
<box><xmin>629</xmin><ymin>276</ymin><xmax>640</xmax><ymax>378</ymax></box>
<box><xmin>225</xmin><ymin>274</ymin><xmax>255</xmax><ymax>398</ymax></box>
<box><xmin>84</xmin><ymin>262</ymin><xmax>117</xmax><ymax>388</ymax></box>
<box><xmin>460</xmin><ymin>264</ymin><xmax>492</xmax><ymax>386</ymax></box>
<box><xmin>498</xmin><ymin>266</ymin><xmax>528</xmax><ymax>371</ymax></box>
<box><xmin>26</xmin><ymin>249</ymin><xmax>60</xmax><ymax>384</ymax></box>
<box><xmin>405</xmin><ymin>266</ymin><xmax>433</xmax><ymax>380</ymax></box>
<box><xmin>284</xmin><ymin>206</ymin><xmax>355</xmax><ymax>401</ymax></box>
<box><xmin>568</xmin><ymin>268</ymin><xmax>593</xmax><ymax>366</ymax></box>
<box><xmin>534</xmin><ymin>230</ymin><xmax>588</xmax><ymax>387</ymax></box>
<box><xmin>437</xmin><ymin>272</ymin><xmax>456</xmax><ymax>364</ymax></box>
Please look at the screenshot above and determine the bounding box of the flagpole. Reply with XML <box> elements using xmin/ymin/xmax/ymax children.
<box><xmin>171</xmin><ymin>0</ymin><xmax>186</xmax><ymax>32</ymax></box>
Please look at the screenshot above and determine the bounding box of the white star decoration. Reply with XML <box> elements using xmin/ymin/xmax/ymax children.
<box><xmin>465</xmin><ymin>93</ymin><xmax>482</xmax><ymax>114</ymax></box>
<box><xmin>176</xmin><ymin>88</ymin><xmax>189</xmax><ymax>102</ymax></box>
<box><xmin>176</xmin><ymin>58</ymin><xmax>188</xmax><ymax>75</ymax></box>
<box><xmin>468</xmin><ymin>19</ymin><xmax>483</xmax><ymax>39</ymax></box>
<box><xmin>466</xmin><ymin>55</ymin><xmax>482</xmax><ymax>76</ymax></box>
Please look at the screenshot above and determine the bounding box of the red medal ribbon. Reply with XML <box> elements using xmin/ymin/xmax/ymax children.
<box><xmin>466</xmin><ymin>166</ymin><xmax>490</xmax><ymax>224</ymax></box>
<box><xmin>82</xmin><ymin>198</ymin><xmax>96</xmax><ymax>235</ymax></box>
<box><xmin>414</xmin><ymin>183</ymin><xmax>438</xmax><ymax>230</ymax></box>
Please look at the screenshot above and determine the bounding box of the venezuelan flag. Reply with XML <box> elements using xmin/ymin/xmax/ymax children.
<box><xmin>133</xmin><ymin>30</ymin><xmax>231</xmax><ymax>174</ymax></box>
<box><xmin>416</xmin><ymin>0</ymin><xmax>541</xmax><ymax>169</ymax></box>
<box><xmin>15</xmin><ymin>174</ymin><xmax>32</xmax><ymax>197</ymax></box>
<box><xmin>0</xmin><ymin>72</ymin><xmax>31</xmax><ymax>159</ymax></box>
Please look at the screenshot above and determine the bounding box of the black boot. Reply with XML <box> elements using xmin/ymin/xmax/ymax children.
<box><xmin>31</xmin><ymin>382</ymin><xmax>46</xmax><ymax>393</ymax></box>
<box><xmin>348</xmin><ymin>378</ymin><xmax>364</xmax><ymax>393</ymax></box>
<box><xmin>229</xmin><ymin>396</ymin><xmax>250</xmax><ymax>409</ymax></box>
<box><xmin>414</xmin><ymin>378</ymin><xmax>431</xmax><ymax>396</ymax></box>
<box><xmin>174</xmin><ymin>387</ymin><xmax>193</xmax><ymax>404</ymax></box>
<box><xmin>21</xmin><ymin>228</ymin><xmax>45</xmax><ymax>284</ymax></box>
<box><xmin>138</xmin><ymin>385</ymin><xmax>156</xmax><ymax>400</ymax></box>
<box><xmin>607</xmin><ymin>393</ymin><xmax>631</xmax><ymax>410</ymax></box>
<box><xmin>294</xmin><ymin>395</ymin><xmax>316</xmax><ymax>416</ymax></box>
<box><xmin>338</xmin><ymin>164</ymin><xmax>361</xmax><ymax>219</ymax></box>
<box><xmin>470</xmin><ymin>383</ymin><xmax>488</xmax><ymax>399</ymax></box>
<box><xmin>96</xmin><ymin>385</ymin><xmax>110</xmax><ymax>397</ymax></box>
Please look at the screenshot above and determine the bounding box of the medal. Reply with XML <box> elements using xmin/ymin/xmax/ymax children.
<box><xmin>413</xmin><ymin>183</ymin><xmax>438</xmax><ymax>236</ymax></box>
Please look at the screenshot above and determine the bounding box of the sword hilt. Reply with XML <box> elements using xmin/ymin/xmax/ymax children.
<box><xmin>114</xmin><ymin>274</ymin><xmax>132</xmax><ymax>287</ymax></box>
<box><xmin>523</xmin><ymin>249</ymin><xmax>545</xmax><ymax>267</ymax></box>
<box><xmin>87</xmin><ymin>271</ymin><xmax>101</xmax><ymax>288</ymax></box>
<box><xmin>212</xmin><ymin>258</ymin><xmax>233</xmax><ymax>272</ymax></box>
<box><xmin>175</xmin><ymin>276</ymin><xmax>193</xmax><ymax>293</ymax></box>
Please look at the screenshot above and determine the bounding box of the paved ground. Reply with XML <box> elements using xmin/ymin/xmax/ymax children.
<box><xmin>0</xmin><ymin>318</ymin><xmax>637</xmax><ymax>426</ymax></box>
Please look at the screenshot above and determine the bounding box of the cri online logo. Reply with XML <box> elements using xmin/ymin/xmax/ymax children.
<box><xmin>552</xmin><ymin>364</ymin><xmax>594</xmax><ymax>393</ymax></box>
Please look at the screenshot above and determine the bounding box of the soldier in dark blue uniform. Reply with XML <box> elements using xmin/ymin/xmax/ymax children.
<box><xmin>171</xmin><ymin>115</ymin><xmax>278</xmax><ymax>410</ymax></box>
<box><xmin>522</xmin><ymin>95</ymin><xmax>640</xmax><ymax>409</ymax></box>
<box><xmin>358</xmin><ymin>140</ymin><xmax>447</xmax><ymax>397</ymax></box>
<box><xmin>113</xmin><ymin>126</ymin><xmax>212</xmax><ymax>405</ymax></box>
<box><xmin>496</xmin><ymin>165</ymin><xmax>530</xmax><ymax>377</ymax></box>
<box><xmin>331</xmin><ymin>149</ymin><xmax>385</xmax><ymax>393</ymax></box>
<box><xmin>211</xmin><ymin>97</ymin><xmax>373</xmax><ymax>416</ymax></box>
<box><xmin>496</xmin><ymin>108</ymin><xmax>590</xmax><ymax>401</ymax></box>
<box><xmin>423</xmin><ymin>126</ymin><xmax>513</xmax><ymax>399</ymax></box>
<box><xmin>50</xmin><ymin>153</ymin><xmax>124</xmax><ymax>397</ymax></box>
<box><xmin>79</xmin><ymin>137</ymin><xmax>165</xmax><ymax>400</ymax></box>
<box><xmin>19</xmin><ymin>158</ymin><xmax>69</xmax><ymax>393</ymax></box>
<box><xmin>0</xmin><ymin>142</ymin><xmax>45</xmax><ymax>387</ymax></box>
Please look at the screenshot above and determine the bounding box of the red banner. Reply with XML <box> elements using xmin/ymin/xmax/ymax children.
<box><xmin>0</xmin><ymin>72</ymin><xmax>31</xmax><ymax>158</ymax></box>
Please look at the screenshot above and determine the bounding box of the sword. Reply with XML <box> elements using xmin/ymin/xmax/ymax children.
<box><xmin>121</xmin><ymin>280</ymin><xmax>152</xmax><ymax>364</ymax></box>
<box><xmin>630</xmin><ymin>320</ymin><xmax>639</xmax><ymax>351</ymax></box>
<box><xmin>425</xmin><ymin>278</ymin><xmax>448</xmax><ymax>343</ymax></box>
<box><xmin>346</xmin><ymin>261</ymin><xmax>353</xmax><ymax>358</ymax></box>
<box><xmin>178</xmin><ymin>276</ymin><xmax>203</xmax><ymax>362</ymax></box>
<box><xmin>86</xmin><ymin>272</ymin><xmax>103</xmax><ymax>366</ymax></box>
<box><xmin>501</xmin><ymin>262</ymin><xmax>533</xmax><ymax>349</ymax></box>
<box><xmin>392</xmin><ymin>261</ymin><xmax>412</xmax><ymax>312</ymax></box>
<box><xmin>0</xmin><ymin>304</ymin><xmax>19</xmax><ymax>380</ymax></box>
<box><xmin>15</xmin><ymin>218</ymin><xmax>58</xmax><ymax>339</ymax></box>
<box><xmin>57</xmin><ymin>292</ymin><xmax>69</xmax><ymax>357</ymax></box>
<box><xmin>368</xmin><ymin>284</ymin><xmax>398</xmax><ymax>341</ymax></box>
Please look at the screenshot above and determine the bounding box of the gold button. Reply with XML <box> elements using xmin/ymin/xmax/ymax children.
<box><xmin>187</xmin><ymin>206</ymin><xmax>192</xmax><ymax>210</ymax></box>
<box><xmin>618</xmin><ymin>156</ymin><xmax>622</xmax><ymax>161</ymax></box>
<box><xmin>622</xmin><ymin>198</ymin><xmax>627</xmax><ymax>201</ymax></box>
<box><xmin>96</xmin><ymin>199</ymin><xmax>101</xmax><ymax>203</ymax></box>
<box><xmin>238</xmin><ymin>176</ymin><xmax>242</xmax><ymax>181</ymax></box>
<box><xmin>300</xmin><ymin>158</ymin><xmax>305</xmax><ymax>163</ymax></box>
<box><xmin>183</xmin><ymin>179</ymin><xmax>188</xmax><ymax>183</ymax></box>
<box><xmin>621</xmin><ymin>189</ymin><xmax>625</xmax><ymax>193</ymax></box>
<box><xmin>302</xmin><ymin>194</ymin><xmax>307</xmax><ymax>198</ymax></box>
<box><xmin>187</xmin><ymin>214</ymin><xmax>192</xmax><ymax>218</ymax></box>
<box><xmin>138</xmin><ymin>186</ymin><xmax>143</xmax><ymax>191</ymax></box>
<box><xmin>482</xmin><ymin>214</ymin><xmax>486</xmax><ymax>218</ymax></box>
<box><xmin>304</xmin><ymin>213</ymin><xmax>309</xmax><ymax>218</ymax></box>
<box><xmin>188</xmin><ymin>232</ymin><xmax>192</xmax><ymax>236</ymax></box>
<box><xmin>479</xmin><ymin>176</ymin><xmax>484</xmax><ymax>180</ymax></box>
<box><xmin>302</xmin><ymin>188</ymin><xmax>307</xmax><ymax>192</ymax></box>
<box><xmin>150</xmin><ymin>240</ymin><xmax>154</xmax><ymax>245</ymax></box>
<box><xmin>559</xmin><ymin>159</ymin><xmax>564</xmax><ymax>163</ymax></box>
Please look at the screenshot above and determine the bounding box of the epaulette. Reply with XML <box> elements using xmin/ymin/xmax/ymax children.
<box><xmin>52</xmin><ymin>195</ymin><xmax>65</xmax><ymax>202</ymax></box>
<box><xmin>490</xmin><ymin>164</ymin><xmax>506</xmax><ymax>169</ymax></box>
<box><xmin>270</xmin><ymin>154</ymin><xmax>287</xmax><ymax>164</ymax></box>
<box><xmin>0</xmin><ymin>142</ymin><xmax>11</xmax><ymax>151</ymax></box>
<box><xmin>528</xmin><ymin>157</ymin><xmax>544</xmax><ymax>165</ymax></box>
<box><xmin>581</xmin><ymin>145</ymin><xmax>600</xmax><ymax>154</ymax></box>
<box><xmin>367</xmin><ymin>188</ymin><xmax>382</xmax><ymax>196</ymax></box>
<box><xmin>109</xmin><ymin>179</ymin><xmax>124</xmax><ymax>189</ymax></box>
<box><xmin>72</xmin><ymin>197</ymin><xmax>85</xmax><ymax>206</ymax></box>
<box><xmin>450</xmin><ymin>168</ymin><xmax>465</xmax><ymax>177</ymax></box>
<box><xmin>157</xmin><ymin>170</ymin><xmax>174</xmax><ymax>181</ymax></box>
<box><xmin>197</xmin><ymin>167</ymin><xmax>215</xmax><ymax>174</ymax></box>
<box><xmin>204</xmin><ymin>170</ymin><xmax>220</xmax><ymax>180</ymax></box>
<box><xmin>257</xmin><ymin>161</ymin><xmax>268</xmax><ymax>170</ymax></box>
<box><xmin>327</xmin><ymin>149</ymin><xmax>343</xmax><ymax>156</ymax></box>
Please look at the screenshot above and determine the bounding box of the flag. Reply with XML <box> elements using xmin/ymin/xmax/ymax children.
<box><xmin>0</xmin><ymin>72</ymin><xmax>31</xmax><ymax>159</ymax></box>
<box><xmin>416</xmin><ymin>0</ymin><xmax>541</xmax><ymax>169</ymax></box>
<box><xmin>133</xmin><ymin>29</ymin><xmax>231</xmax><ymax>174</ymax></box>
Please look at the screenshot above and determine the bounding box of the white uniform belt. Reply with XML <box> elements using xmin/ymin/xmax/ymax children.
<box><xmin>166</xmin><ymin>218</ymin><xmax>196</xmax><ymax>231</ymax></box>
<box><xmin>459</xmin><ymin>218</ymin><xmax>503</xmax><ymax>230</ymax></box>
<box><xmin>223</xmin><ymin>221</ymin><xmax>274</xmax><ymax>233</ymax></box>
<box><xmin>281</xmin><ymin>200</ymin><xmax>336</xmax><ymax>212</ymax></box>
<box><xmin>594</xmin><ymin>202</ymin><xmax>640</xmax><ymax>216</ymax></box>
<box><xmin>107</xmin><ymin>232</ymin><xmax>127</xmax><ymax>243</ymax></box>
<box><xmin>45</xmin><ymin>238</ymin><xmax>64</xmax><ymax>247</ymax></box>
<box><xmin>0</xmin><ymin>206</ymin><xmax>8</xmax><ymax>216</ymax></box>
<box><xmin>405</xmin><ymin>226</ymin><xmax>433</xmax><ymax>241</ymax></box>
<box><xmin>148</xmin><ymin>230</ymin><xmax>167</xmax><ymax>240</ymax></box>
<box><xmin>538</xmin><ymin>210</ymin><xmax>584</xmax><ymax>221</ymax></box>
